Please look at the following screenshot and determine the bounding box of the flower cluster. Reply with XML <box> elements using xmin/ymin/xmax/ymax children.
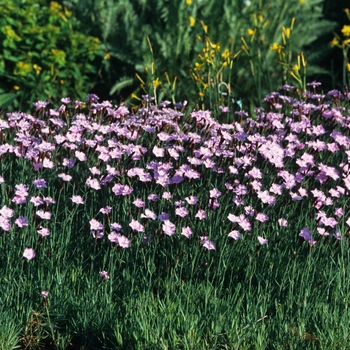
<box><xmin>1</xmin><ymin>86</ymin><xmax>350</xmax><ymax>265</ymax></box>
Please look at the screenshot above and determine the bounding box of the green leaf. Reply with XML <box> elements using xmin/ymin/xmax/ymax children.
<box><xmin>0</xmin><ymin>93</ymin><xmax>16</xmax><ymax>108</ymax></box>
<box><xmin>110</xmin><ymin>77</ymin><xmax>134</xmax><ymax>95</ymax></box>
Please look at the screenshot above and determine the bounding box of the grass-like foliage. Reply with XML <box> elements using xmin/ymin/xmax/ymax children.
<box><xmin>1</xmin><ymin>83</ymin><xmax>350</xmax><ymax>349</ymax></box>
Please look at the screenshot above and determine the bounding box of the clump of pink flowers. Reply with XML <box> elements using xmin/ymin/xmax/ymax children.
<box><xmin>0</xmin><ymin>83</ymin><xmax>350</xmax><ymax>262</ymax></box>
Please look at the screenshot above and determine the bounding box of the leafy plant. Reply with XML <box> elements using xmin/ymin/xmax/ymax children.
<box><xmin>0</xmin><ymin>0</ymin><xmax>104</xmax><ymax>112</ymax></box>
<box><xmin>60</xmin><ymin>0</ymin><xmax>335</xmax><ymax>112</ymax></box>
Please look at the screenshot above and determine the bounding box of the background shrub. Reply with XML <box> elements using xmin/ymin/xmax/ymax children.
<box><xmin>61</xmin><ymin>0</ymin><xmax>335</xmax><ymax>112</ymax></box>
<box><xmin>0</xmin><ymin>0</ymin><xmax>104</xmax><ymax>111</ymax></box>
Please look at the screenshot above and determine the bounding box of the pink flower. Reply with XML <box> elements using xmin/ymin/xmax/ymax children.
<box><xmin>36</xmin><ymin>210</ymin><xmax>51</xmax><ymax>220</ymax></box>
<box><xmin>257</xmin><ymin>236</ymin><xmax>268</xmax><ymax>245</ymax></box>
<box><xmin>195</xmin><ymin>209</ymin><xmax>207</xmax><ymax>220</ymax></box>
<box><xmin>33</xmin><ymin>178</ymin><xmax>47</xmax><ymax>189</ymax></box>
<box><xmin>185</xmin><ymin>195</ymin><xmax>198</xmax><ymax>205</ymax></box>
<box><xmin>129</xmin><ymin>219</ymin><xmax>144</xmax><ymax>232</ymax></box>
<box><xmin>118</xmin><ymin>235</ymin><xmax>131</xmax><ymax>248</ymax></box>
<box><xmin>99</xmin><ymin>206</ymin><xmax>112</xmax><ymax>214</ymax></box>
<box><xmin>278</xmin><ymin>218</ymin><xmax>288</xmax><ymax>227</ymax></box>
<box><xmin>209</xmin><ymin>188</ymin><xmax>222</xmax><ymax>198</ymax></box>
<box><xmin>175</xmin><ymin>207</ymin><xmax>189</xmax><ymax>218</ymax></box>
<box><xmin>71</xmin><ymin>195</ymin><xmax>84</xmax><ymax>205</ymax></box>
<box><xmin>200</xmin><ymin>236</ymin><xmax>216</xmax><ymax>250</ymax></box>
<box><xmin>162</xmin><ymin>192</ymin><xmax>172</xmax><ymax>200</ymax></box>
<box><xmin>228</xmin><ymin>230</ymin><xmax>241</xmax><ymax>240</ymax></box>
<box><xmin>15</xmin><ymin>216</ymin><xmax>28</xmax><ymax>228</ymax></box>
<box><xmin>162</xmin><ymin>220</ymin><xmax>176</xmax><ymax>236</ymax></box>
<box><xmin>75</xmin><ymin>150</ymin><xmax>87</xmax><ymax>161</ymax></box>
<box><xmin>256</xmin><ymin>213</ymin><xmax>269</xmax><ymax>223</ymax></box>
<box><xmin>0</xmin><ymin>205</ymin><xmax>14</xmax><ymax>218</ymax></box>
<box><xmin>89</xmin><ymin>218</ymin><xmax>104</xmax><ymax>231</ymax></box>
<box><xmin>86</xmin><ymin>177</ymin><xmax>101</xmax><ymax>190</ymax></box>
<box><xmin>111</xmin><ymin>222</ymin><xmax>122</xmax><ymax>231</ymax></box>
<box><xmin>132</xmin><ymin>198</ymin><xmax>145</xmax><ymax>208</ymax></box>
<box><xmin>153</xmin><ymin>145</ymin><xmax>165</xmax><ymax>157</ymax></box>
<box><xmin>37</xmin><ymin>227</ymin><xmax>50</xmax><ymax>237</ymax></box>
<box><xmin>181</xmin><ymin>226</ymin><xmax>193</xmax><ymax>239</ymax></box>
<box><xmin>23</xmin><ymin>248</ymin><xmax>35</xmax><ymax>260</ymax></box>
<box><xmin>141</xmin><ymin>209</ymin><xmax>157</xmax><ymax>220</ymax></box>
<box><xmin>99</xmin><ymin>271</ymin><xmax>110</xmax><ymax>279</ymax></box>
<box><xmin>58</xmin><ymin>173</ymin><xmax>72</xmax><ymax>182</ymax></box>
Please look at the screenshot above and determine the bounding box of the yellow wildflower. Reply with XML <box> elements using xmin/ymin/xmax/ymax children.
<box><xmin>153</xmin><ymin>78</ymin><xmax>161</xmax><ymax>87</ymax></box>
<box><xmin>247</xmin><ymin>28</ymin><xmax>255</xmax><ymax>36</ymax></box>
<box><xmin>131</xmin><ymin>93</ymin><xmax>141</xmax><ymax>100</ymax></box>
<box><xmin>330</xmin><ymin>37</ymin><xmax>339</xmax><ymax>47</ymax></box>
<box><xmin>186</xmin><ymin>0</ymin><xmax>192</xmax><ymax>4</ymax></box>
<box><xmin>292</xmin><ymin>64</ymin><xmax>299</xmax><ymax>72</ymax></box>
<box><xmin>15</xmin><ymin>61</ymin><xmax>31</xmax><ymax>76</ymax></box>
<box><xmin>221</xmin><ymin>49</ymin><xmax>230</xmax><ymax>59</ymax></box>
<box><xmin>341</xmin><ymin>25</ymin><xmax>350</xmax><ymax>37</ymax></box>
<box><xmin>347</xmin><ymin>62</ymin><xmax>350</xmax><ymax>72</ymax></box>
<box><xmin>300</xmin><ymin>0</ymin><xmax>305</xmax><ymax>4</ymax></box>
<box><xmin>200</xmin><ymin>20</ymin><xmax>208</xmax><ymax>34</ymax></box>
<box><xmin>189</xmin><ymin>16</ymin><xmax>195</xmax><ymax>27</ymax></box>
<box><xmin>270</xmin><ymin>42</ymin><xmax>283</xmax><ymax>54</ymax></box>
<box><xmin>49</xmin><ymin>1</ymin><xmax>62</xmax><ymax>14</ymax></box>
<box><xmin>14</xmin><ymin>85</ymin><xmax>20</xmax><ymax>90</ymax></box>
<box><xmin>33</xmin><ymin>64</ymin><xmax>42</xmax><ymax>75</ymax></box>
<box><xmin>104</xmin><ymin>52</ymin><xmax>111</xmax><ymax>60</ymax></box>
<box><xmin>343</xmin><ymin>39</ymin><xmax>350</xmax><ymax>46</ymax></box>
<box><xmin>282</xmin><ymin>26</ymin><xmax>291</xmax><ymax>39</ymax></box>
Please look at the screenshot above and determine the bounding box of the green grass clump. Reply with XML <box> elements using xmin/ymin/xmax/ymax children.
<box><xmin>1</xmin><ymin>84</ymin><xmax>350</xmax><ymax>348</ymax></box>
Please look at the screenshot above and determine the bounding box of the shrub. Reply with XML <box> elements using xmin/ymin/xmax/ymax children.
<box><xmin>0</xmin><ymin>0</ymin><xmax>104</xmax><ymax>111</ymax></box>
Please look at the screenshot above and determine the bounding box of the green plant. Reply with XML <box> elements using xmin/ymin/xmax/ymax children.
<box><xmin>0</xmin><ymin>0</ymin><xmax>104</xmax><ymax>112</ymax></box>
<box><xmin>61</xmin><ymin>0</ymin><xmax>335</xmax><ymax>113</ymax></box>
<box><xmin>330</xmin><ymin>8</ymin><xmax>350</xmax><ymax>88</ymax></box>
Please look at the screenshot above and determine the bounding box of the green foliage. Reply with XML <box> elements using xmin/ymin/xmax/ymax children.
<box><xmin>61</xmin><ymin>0</ymin><xmax>335</xmax><ymax>113</ymax></box>
<box><xmin>0</xmin><ymin>0</ymin><xmax>104</xmax><ymax>112</ymax></box>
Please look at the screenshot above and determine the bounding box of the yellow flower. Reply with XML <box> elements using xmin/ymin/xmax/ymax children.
<box><xmin>104</xmin><ymin>52</ymin><xmax>111</xmax><ymax>60</ymax></box>
<box><xmin>270</xmin><ymin>42</ymin><xmax>283</xmax><ymax>54</ymax></box>
<box><xmin>343</xmin><ymin>39</ymin><xmax>350</xmax><ymax>47</ymax></box>
<box><xmin>200</xmin><ymin>20</ymin><xmax>208</xmax><ymax>34</ymax></box>
<box><xmin>15</xmin><ymin>61</ymin><xmax>31</xmax><ymax>76</ymax></box>
<box><xmin>189</xmin><ymin>16</ymin><xmax>195</xmax><ymax>27</ymax></box>
<box><xmin>33</xmin><ymin>64</ymin><xmax>42</xmax><ymax>75</ymax></box>
<box><xmin>247</xmin><ymin>28</ymin><xmax>255</xmax><ymax>36</ymax></box>
<box><xmin>131</xmin><ymin>93</ymin><xmax>141</xmax><ymax>100</ymax></box>
<box><xmin>292</xmin><ymin>64</ymin><xmax>299</xmax><ymax>72</ymax></box>
<box><xmin>330</xmin><ymin>37</ymin><xmax>339</xmax><ymax>47</ymax></box>
<box><xmin>221</xmin><ymin>49</ymin><xmax>230</xmax><ymax>59</ymax></box>
<box><xmin>300</xmin><ymin>0</ymin><xmax>305</xmax><ymax>4</ymax></box>
<box><xmin>347</xmin><ymin>62</ymin><xmax>350</xmax><ymax>72</ymax></box>
<box><xmin>199</xmin><ymin>92</ymin><xmax>205</xmax><ymax>97</ymax></box>
<box><xmin>14</xmin><ymin>85</ymin><xmax>20</xmax><ymax>90</ymax></box>
<box><xmin>282</xmin><ymin>26</ymin><xmax>291</xmax><ymax>39</ymax></box>
<box><xmin>341</xmin><ymin>25</ymin><xmax>350</xmax><ymax>37</ymax></box>
<box><xmin>153</xmin><ymin>77</ymin><xmax>161</xmax><ymax>87</ymax></box>
<box><xmin>49</xmin><ymin>1</ymin><xmax>62</xmax><ymax>14</ymax></box>
<box><xmin>186</xmin><ymin>0</ymin><xmax>192</xmax><ymax>4</ymax></box>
